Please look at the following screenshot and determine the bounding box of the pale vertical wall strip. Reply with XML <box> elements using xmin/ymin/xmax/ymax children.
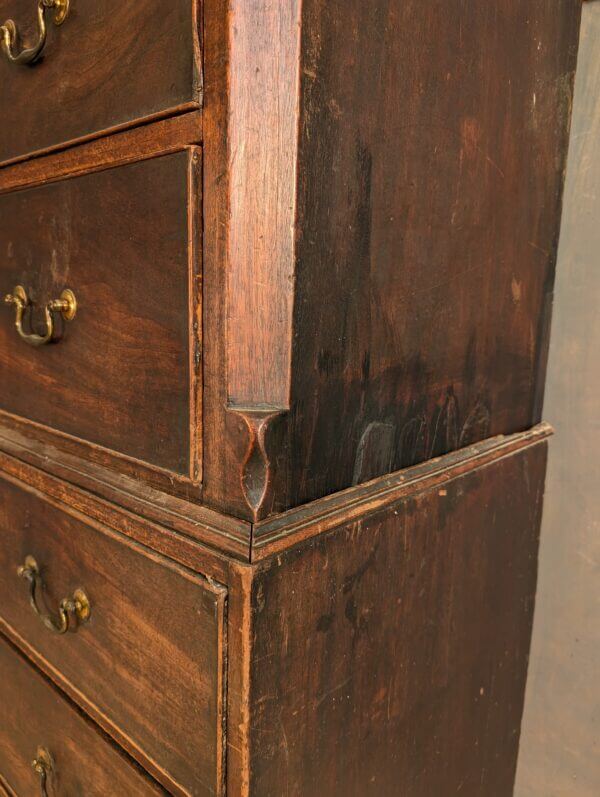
<box><xmin>516</xmin><ymin>4</ymin><xmax>600</xmax><ymax>794</ymax></box>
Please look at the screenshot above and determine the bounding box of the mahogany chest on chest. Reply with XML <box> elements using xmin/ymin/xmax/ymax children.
<box><xmin>0</xmin><ymin>1</ymin><xmax>582</xmax><ymax>794</ymax></box>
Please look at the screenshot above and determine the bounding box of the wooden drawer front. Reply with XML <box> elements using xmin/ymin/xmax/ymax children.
<box><xmin>0</xmin><ymin>0</ymin><xmax>200</xmax><ymax>164</ymax></box>
<box><xmin>0</xmin><ymin>473</ymin><xmax>226</xmax><ymax>796</ymax></box>
<box><xmin>0</xmin><ymin>635</ymin><xmax>163</xmax><ymax>796</ymax></box>
<box><xmin>0</xmin><ymin>151</ymin><xmax>201</xmax><ymax>480</ymax></box>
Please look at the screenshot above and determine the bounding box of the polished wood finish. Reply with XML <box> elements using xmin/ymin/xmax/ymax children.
<box><xmin>0</xmin><ymin>0</ymin><xmax>201</xmax><ymax>164</ymax></box>
<box><xmin>252</xmin><ymin>422</ymin><xmax>552</xmax><ymax>560</ymax></box>
<box><xmin>226</xmin><ymin>0</ymin><xmax>301</xmax><ymax>412</ymax></box>
<box><xmin>241</xmin><ymin>440</ymin><xmax>548</xmax><ymax>796</ymax></box>
<box><xmin>0</xmin><ymin>472</ymin><xmax>226</xmax><ymax>796</ymax></box>
<box><xmin>0</xmin><ymin>421</ymin><xmax>564</xmax><ymax>795</ymax></box>
<box><xmin>0</xmin><ymin>635</ymin><xmax>163</xmax><ymax>796</ymax></box>
<box><xmin>0</xmin><ymin>151</ymin><xmax>201</xmax><ymax>480</ymax></box>
<box><xmin>0</xmin><ymin>1</ymin><xmax>583</xmax><ymax>794</ymax></box>
<box><xmin>202</xmin><ymin>0</ymin><xmax>581</xmax><ymax>521</ymax></box>
<box><xmin>0</xmin><ymin>3</ymin><xmax>581</xmax><ymax>521</ymax></box>
<box><xmin>0</xmin><ymin>423</ymin><xmax>251</xmax><ymax>568</ymax></box>
<box><xmin>0</xmin><ymin>111</ymin><xmax>202</xmax><ymax>195</ymax></box>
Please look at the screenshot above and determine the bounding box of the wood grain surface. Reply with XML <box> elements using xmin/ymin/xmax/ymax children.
<box><xmin>0</xmin><ymin>423</ymin><xmax>251</xmax><ymax>568</ymax></box>
<box><xmin>281</xmin><ymin>0</ymin><xmax>580</xmax><ymax>510</ymax></box>
<box><xmin>0</xmin><ymin>111</ymin><xmax>202</xmax><ymax>195</ymax></box>
<box><xmin>243</xmin><ymin>441</ymin><xmax>548</xmax><ymax>796</ymax></box>
<box><xmin>0</xmin><ymin>0</ymin><xmax>200</xmax><ymax>164</ymax></box>
<box><xmin>226</xmin><ymin>0</ymin><xmax>301</xmax><ymax>410</ymax></box>
<box><xmin>201</xmin><ymin>0</ymin><xmax>581</xmax><ymax>520</ymax></box>
<box><xmin>0</xmin><ymin>150</ymin><xmax>200</xmax><ymax>479</ymax></box>
<box><xmin>0</xmin><ymin>634</ymin><xmax>164</xmax><ymax>796</ymax></box>
<box><xmin>0</xmin><ymin>472</ymin><xmax>226</xmax><ymax>796</ymax></box>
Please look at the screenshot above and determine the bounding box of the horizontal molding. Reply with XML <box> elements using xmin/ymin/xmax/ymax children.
<box><xmin>0</xmin><ymin>424</ymin><xmax>251</xmax><ymax>573</ymax></box>
<box><xmin>252</xmin><ymin>423</ymin><xmax>553</xmax><ymax>561</ymax></box>
<box><xmin>0</xmin><ymin>406</ymin><xmax>200</xmax><ymax>498</ymax></box>
<box><xmin>0</xmin><ymin>421</ymin><xmax>553</xmax><ymax>568</ymax></box>
<box><xmin>0</xmin><ymin>110</ymin><xmax>202</xmax><ymax>194</ymax></box>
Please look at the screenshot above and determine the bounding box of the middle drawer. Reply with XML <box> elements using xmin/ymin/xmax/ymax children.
<box><xmin>0</xmin><ymin>149</ymin><xmax>201</xmax><ymax>483</ymax></box>
<box><xmin>0</xmin><ymin>469</ymin><xmax>226</xmax><ymax>796</ymax></box>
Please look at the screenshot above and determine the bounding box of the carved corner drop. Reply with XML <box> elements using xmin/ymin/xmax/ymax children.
<box><xmin>228</xmin><ymin>405</ymin><xmax>287</xmax><ymax>522</ymax></box>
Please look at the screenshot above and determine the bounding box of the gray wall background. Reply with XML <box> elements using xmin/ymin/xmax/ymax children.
<box><xmin>515</xmin><ymin>3</ymin><xmax>600</xmax><ymax>795</ymax></box>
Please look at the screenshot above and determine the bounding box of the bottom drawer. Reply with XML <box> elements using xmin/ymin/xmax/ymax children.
<box><xmin>0</xmin><ymin>634</ymin><xmax>163</xmax><ymax>796</ymax></box>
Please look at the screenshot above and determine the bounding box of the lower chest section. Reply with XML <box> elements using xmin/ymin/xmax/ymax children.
<box><xmin>0</xmin><ymin>431</ymin><xmax>546</xmax><ymax>796</ymax></box>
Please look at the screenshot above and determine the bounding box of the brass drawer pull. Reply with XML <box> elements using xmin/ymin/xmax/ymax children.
<box><xmin>0</xmin><ymin>0</ymin><xmax>69</xmax><ymax>65</ymax></box>
<box><xmin>32</xmin><ymin>747</ymin><xmax>53</xmax><ymax>797</ymax></box>
<box><xmin>17</xmin><ymin>555</ymin><xmax>91</xmax><ymax>635</ymax></box>
<box><xmin>4</xmin><ymin>285</ymin><xmax>77</xmax><ymax>347</ymax></box>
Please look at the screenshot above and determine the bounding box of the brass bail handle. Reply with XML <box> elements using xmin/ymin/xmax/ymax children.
<box><xmin>4</xmin><ymin>285</ymin><xmax>77</xmax><ymax>346</ymax></box>
<box><xmin>17</xmin><ymin>555</ymin><xmax>91</xmax><ymax>635</ymax></box>
<box><xmin>0</xmin><ymin>0</ymin><xmax>69</xmax><ymax>65</ymax></box>
<box><xmin>32</xmin><ymin>747</ymin><xmax>53</xmax><ymax>797</ymax></box>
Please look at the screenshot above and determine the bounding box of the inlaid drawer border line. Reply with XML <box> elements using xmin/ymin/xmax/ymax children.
<box><xmin>0</xmin><ymin>144</ymin><xmax>204</xmax><ymax>487</ymax></box>
<box><xmin>0</xmin><ymin>613</ymin><xmax>226</xmax><ymax>797</ymax></box>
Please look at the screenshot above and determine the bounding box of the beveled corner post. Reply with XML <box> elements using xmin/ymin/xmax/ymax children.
<box><xmin>202</xmin><ymin>0</ymin><xmax>303</xmax><ymax>521</ymax></box>
<box><xmin>201</xmin><ymin>0</ymin><xmax>580</xmax><ymax>522</ymax></box>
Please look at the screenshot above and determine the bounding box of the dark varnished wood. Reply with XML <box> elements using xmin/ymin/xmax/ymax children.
<box><xmin>226</xmin><ymin>1</ymin><xmax>301</xmax><ymax>412</ymax></box>
<box><xmin>202</xmin><ymin>0</ymin><xmax>581</xmax><ymax>520</ymax></box>
<box><xmin>0</xmin><ymin>472</ymin><xmax>226</xmax><ymax>796</ymax></box>
<box><xmin>0</xmin><ymin>1</ymin><xmax>583</xmax><ymax>793</ymax></box>
<box><xmin>239</xmin><ymin>440</ymin><xmax>548</xmax><ymax>796</ymax></box>
<box><xmin>282</xmin><ymin>0</ymin><xmax>579</xmax><ymax>510</ymax></box>
<box><xmin>0</xmin><ymin>150</ymin><xmax>201</xmax><ymax>480</ymax></box>
<box><xmin>0</xmin><ymin>110</ymin><xmax>202</xmax><ymax>195</ymax></box>
<box><xmin>0</xmin><ymin>635</ymin><xmax>164</xmax><ymax>796</ymax></box>
<box><xmin>0</xmin><ymin>423</ymin><xmax>251</xmax><ymax>567</ymax></box>
<box><xmin>0</xmin><ymin>3</ymin><xmax>579</xmax><ymax>522</ymax></box>
<box><xmin>252</xmin><ymin>422</ymin><xmax>552</xmax><ymax>560</ymax></box>
<box><xmin>0</xmin><ymin>420</ymin><xmax>551</xmax><ymax>568</ymax></box>
<box><xmin>0</xmin><ymin>0</ymin><xmax>201</xmax><ymax>164</ymax></box>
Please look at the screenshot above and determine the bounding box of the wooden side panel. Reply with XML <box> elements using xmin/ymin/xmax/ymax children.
<box><xmin>246</xmin><ymin>442</ymin><xmax>547</xmax><ymax>796</ymax></box>
<box><xmin>201</xmin><ymin>0</ymin><xmax>580</xmax><ymax>521</ymax></box>
<box><xmin>282</xmin><ymin>0</ymin><xmax>580</xmax><ymax>509</ymax></box>
<box><xmin>0</xmin><ymin>0</ymin><xmax>200</xmax><ymax>164</ymax></box>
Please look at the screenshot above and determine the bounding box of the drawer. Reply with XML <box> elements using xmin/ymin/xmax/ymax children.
<box><xmin>0</xmin><ymin>150</ymin><xmax>201</xmax><ymax>481</ymax></box>
<box><xmin>0</xmin><ymin>472</ymin><xmax>226</xmax><ymax>796</ymax></box>
<box><xmin>0</xmin><ymin>0</ymin><xmax>200</xmax><ymax>164</ymax></box>
<box><xmin>0</xmin><ymin>634</ymin><xmax>164</xmax><ymax>796</ymax></box>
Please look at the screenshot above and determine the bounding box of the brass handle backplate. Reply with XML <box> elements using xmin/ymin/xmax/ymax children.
<box><xmin>18</xmin><ymin>555</ymin><xmax>91</xmax><ymax>635</ymax></box>
<box><xmin>0</xmin><ymin>0</ymin><xmax>69</xmax><ymax>65</ymax></box>
<box><xmin>4</xmin><ymin>285</ymin><xmax>77</xmax><ymax>346</ymax></box>
<box><xmin>32</xmin><ymin>747</ymin><xmax>53</xmax><ymax>797</ymax></box>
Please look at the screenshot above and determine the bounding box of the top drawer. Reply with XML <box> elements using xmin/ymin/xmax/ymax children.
<box><xmin>0</xmin><ymin>0</ymin><xmax>200</xmax><ymax>164</ymax></box>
